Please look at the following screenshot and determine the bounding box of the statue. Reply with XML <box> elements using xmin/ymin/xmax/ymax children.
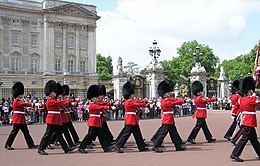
<box><xmin>117</xmin><ymin>57</ymin><xmax>123</xmax><ymax>72</ymax></box>
<box><xmin>220</xmin><ymin>66</ymin><xmax>225</xmax><ymax>76</ymax></box>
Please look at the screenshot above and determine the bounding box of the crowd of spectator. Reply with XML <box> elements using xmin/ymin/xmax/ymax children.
<box><xmin>0</xmin><ymin>95</ymin><xmax>235</xmax><ymax>126</ymax></box>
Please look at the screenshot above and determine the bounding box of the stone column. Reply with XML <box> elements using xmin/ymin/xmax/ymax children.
<box><xmin>217</xmin><ymin>66</ymin><xmax>229</xmax><ymax>98</ymax></box>
<box><xmin>87</xmin><ymin>25</ymin><xmax>96</xmax><ymax>75</ymax></box>
<box><xmin>113</xmin><ymin>57</ymin><xmax>128</xmax><ymax>100</ymax></box>
<box><xmin>146</xmin><ymin>59</ymin><xmax>166</xmax><ymax>99</ymax></box>
<box><xmin>75</xmin><ymin>25</ymin><xmax>80</xmax><ymax>72</ymax></box>
<box><xmin>42</xmin><ymin>16</ymin><xmax>50</xmax><ymax>75</ymax></box>
<box><xmin>189</xmin><ymin>63</ymin><xmax>207</xmax><ymax>97</ymax></box>
<box><xmin>62</xmin><ymin>24</ymin><xmax>67</xmax><ymax>73</ymax></box>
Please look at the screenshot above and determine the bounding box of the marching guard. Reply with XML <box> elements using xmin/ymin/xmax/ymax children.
<box><xmin>38</xmin><ymin>80</ymin><xmax>75</xmax><ymax>155</ymax></box>
<box><xmin>5</xmin><ymin>82</ymin><xmax>38</xmax><ymax>150</ymax></box>
<box><xmin>230</xmin><ymin>76</ymin><xmax>260</xmax><ymax>162</ymax></box>
<box><xmin>151</xmin><ymin>80</ymin><xmax>186</xmax><ymax>153</ymax></box>
<box><xmin>78</xmin><ymin>85</ymin><xmax>116</xmax><ymax>153</ymax></box>
<box><xmin>187</xmin><ymin>81</ymin><xmax>217</xmax><ymax>144</ymax></box>
<box><xmin>224</xmin><ymin>80</ymin><xmax>242</xmax><ymax>141</ymax></box>
<box><xmin>113</xmin><ymin>81</ymin><xmax>148</xmax><ymax>153</ymax></box>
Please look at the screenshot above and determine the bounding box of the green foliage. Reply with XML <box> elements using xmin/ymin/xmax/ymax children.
<box><xmin>124</xmin><ymin>61</ymin><xmax>140</xmax><ymax>77</ymax></box>
<box><xmin>215</xmin><ymin>45</ymin><xmax>257</xmax><ymax>81</ymax></box>
<box><xmin>161</xmin><ymin>40</ymin><xmax>219</xmax><ymax>82</ymax></box>
<box><xmin>96</xmin><ymin>54</ymin><xmax>113</xmax><ymax>80</ymax></box>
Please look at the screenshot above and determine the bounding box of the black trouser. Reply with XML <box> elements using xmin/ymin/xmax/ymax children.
<box><xmin>102</xmin><ymin>121</ymin><xmax>114</xmax><ymax>142</ymax></box>
<box><xmin>153</xmin><ymin>124</ymin><xmax>182</xmax><ymax>150</ymax></box>
<box><xmin>151</xmin><ymin>125</ymin><xmax>163</xmax><ymax>142</ymax></box>
<box><xmin>62</xmin><ymin>123</ymin><xmax>75</xmax><ymax>147</ymax></box>
<box><xmin>188</xmin><ymin>118</ymin><xmax>213</xmax><ymax>141</ymax></box>
<box><xmin>5</xmin><ymin>124</ymin><xmax>34</xmax><ymax>148</ymax></box>
<box><xmin>67</xmin><ymin>121</ymin><xmax>80</xmax><ymax>143</ymax></box>
<box><xmin>231</xmin><ymin>127</ymin><xmax>243</xmax><ymax>143</ymax></box>
<box><xmin>38</xmin><ymin>124</ymin><xmax>69</xmax><ymax>151</ymax></box>
<box><xmin>116</xmin><ymin>125</ymin><xmax>126</xmax><ymax>142</ymax></box>
<box><xmin>224</xmin><ymin>116</ymin><xmax>237</xmax><ymax>138</ymax></box>
<box><xmin>231</xmin><ymin>126</ymin><xmax>260</xmax><ymax>157</ymax></box>
<box><xmin>79</xmin><ymin>126</ymin><xmax>110</xmax><ymax>151</ymax></box>
<box><xmin>115</xmin><ymin>125</ymin><xmax>146</xmax><ymax>151</ymax></box>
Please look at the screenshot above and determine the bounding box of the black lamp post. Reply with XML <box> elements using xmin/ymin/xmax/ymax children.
<box><xmin>149</xmin><ymin>40</ymin><xmax>161</xmax><ymax>61</ymax></box>
<box><xmin>193</xmin><ymin>46</ymin><xmax>203</xmax><ymax>64</ymax></box>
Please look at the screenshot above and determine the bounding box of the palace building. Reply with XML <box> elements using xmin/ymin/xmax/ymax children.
<box><xmin>0</xmin><ymin>0</ymin><xmax>100</xmax><ymax>98</ymax></box>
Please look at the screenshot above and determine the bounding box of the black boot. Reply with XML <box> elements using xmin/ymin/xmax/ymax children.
<box><xmin>64</xmin><ymin>147</ymin><xmax>75</xmax><ymax>153</ymax></box>
<box><xmin>187</xmin><ymin>139</ymin><xmax>196</xmax><ymax>144</ymax></box>
<box><xmin>230</xmin><ymin>154</ymin><xmax>243</xmax><ymax>162</ymax></box>
<box><xmin>38</xmin><ymin>150</ymin><xmax>48</xmax><ymax>155</ymax></box>
<box><xmin>152</xmin><ymin>147</ymin><xmax>163</xmax><ymax>153</ymax></box>
<box><xmin>5</xmin><ymin>145</ymin><xmax>15</xmax><ymax>150</ymax></box>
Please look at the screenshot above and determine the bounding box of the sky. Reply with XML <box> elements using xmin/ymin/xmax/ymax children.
<box><xmin>39</xmin><ymin>0</ymin><xmax>260</xmax><ymax>72</ymax></box>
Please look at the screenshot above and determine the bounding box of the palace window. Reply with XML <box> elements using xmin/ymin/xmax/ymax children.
<box><xmin>68</xmin><ymin>60</ymin><xmax>74</xmax><ymax>72</ymax></box>
<box><xmin>80</xmin><ymin>38</ymin><xmax>86</xmax><ymax>49</ymax></box>
<box><xmin>55</xmin><ymin>59</ymin><xmax>61</xmax><ymax>71</ymax></box>
<box><xmin>12</xmin><ymin>32</ymin><xmax>20</xmax><ymax>45</ymax></box>
<box><xmin>80</xmin><ymin>61</ymin><xmax>86</xmax><ymax>72</ymax></box>
<box><xmin>31</xmin><ymin>21</ymin><xmax>38</xmax><ymax>26</ymax></box>
<box><xmin>55</xmin><ymin>35</ymin><xmax>61</xmax><ymax>47</ymax></box>
<box><xmin>11</xmin><ymin>58</ymin><xmax>19</xmax><ymax>71</ymax></box>
<box><xmin>68</xmin><ymin>36</ymin><xmax>74</xmax><ymax>48</ymax></box>
<box><xmin>31</xmin><ymin>34</ymin><xmax>37</xmax><ymax>46</ymax></box>
<box><xmin>31</xmin><ymin>59</ymin><xmax>38</xmax><ymax>72</ymax></box>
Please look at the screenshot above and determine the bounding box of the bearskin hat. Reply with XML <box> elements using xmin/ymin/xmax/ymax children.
<box><xmin>87</xmin><ymin>85</ymin><xmax>100</xmax><ymax>100</ymax></box>
<box><xmin>191</xmin><ymin>81</ymin><xmax>203</xmax><ymax>96</ymax></box>
<box><xmin>12</xmin><ymin>82</ymin><xmax>24</xmax><ymax>98</ymax></box>
<box><xmin>241</xmin><ymin>76</ymin><xmax>255</xmax><ymax>95</ymax></box>
<box><xmin>158</xmin><ymin>80</ymin><xmax>172</xmax><ymax>97</ymax></box>
<box><xmin>99</xmin><ymin>85</ymin><xmax>106</xmax><ymax>96</ymax></box>
<box><xmin>231</xmin><ymin>80</ymin><xmax>240</xmax><ymax>94</ymax></box>
<box><xmin>62</xmin><ymin>85</ymin><xmax>70</xmax><ymax>96</ymax></box>
<box><xmin>122</xmin><ymin>81</ymin><xmax>135</xmax><ymax>99</ymax></box>
<box><xmin>44</xmin><ymin>80</ymin><xmax>58</xmax><ymax>96</ymax></box>
<box><xmin>56</xmin><ymin>83</ymin><xmax>62</xmax><ymax>96</ymax></box>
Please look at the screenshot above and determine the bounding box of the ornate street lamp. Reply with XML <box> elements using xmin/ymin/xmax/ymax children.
<box><xmin>149</xmin><ymin>40</ymin><xmax>161</xmax><ymax>61</ymax></box>
<box><xmin>193</xmin><ymin>46</ymin><xmax>203</xmax><ymax>64</ymax></box>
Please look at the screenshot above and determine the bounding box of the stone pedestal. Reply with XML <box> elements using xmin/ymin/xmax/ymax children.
<box><xmin>189</xmin><ymin>62</ymin><xmax>207</xmax><ymax>97</ymax></box>
<box><xmin>217</xmin><ymin>66</ymin><xmax>229</xmax><ymax>98</ymax></box>
<box><xmin>146</xmin><ymin>59</ymin><xmax>166</xmax><ymax>99</ymax></box>
<box><xmin>113</xmin><ymin>57</ymin><xmax>128</xmax><ymax>100</ymax></box>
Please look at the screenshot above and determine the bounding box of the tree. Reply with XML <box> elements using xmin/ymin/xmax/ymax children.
<box><xmin>96</xmin><ymin>54</ymin><xmax>113</xmax><ymax>80</ymax></box>
<box><xmin>161</xmin><ymin>40</ymin><xmax>219</xmax><ymax>82</ymax></box>
<box><xmin>124</xmin><ymin>61</ymin><xmax>140</xmax><ymax>77</ymax></box>
<box><xmin>214</xmin><ymin>44</ymin><xmax>257</xmax><ymax>81</ymax></box>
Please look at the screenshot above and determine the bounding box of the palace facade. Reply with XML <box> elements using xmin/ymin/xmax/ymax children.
<box><xmin>0</xmin><ymin>0</ymin><xmax>100</xmax><ymax>98</ymax></box>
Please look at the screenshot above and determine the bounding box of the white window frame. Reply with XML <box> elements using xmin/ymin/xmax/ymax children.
<box><xmin>31</xmin><ymin>34</ymin><xmax>37</xmax><ymax>47</ymax></box>
<box><xmin>80</xmin><ymin>61</ymin><xmax>85</xmax><ymax>72</ymax></box>
<box><xmin>12</xmin><ymin>32</ymin><xmax>20</xmax><ymax>46</ymax></box>
<box><xmin>31</xmin><ymin>59</ymin><xmax>38</xmax><ymax>72</ymax></box>
<box><xmin>68</xmin><ymin>60</ymin><xmax>74</xmax><ymax>72</ymax></box>
<box><xmin>80</xmin><ymin>38</ymin><xmax>86</xmax><ymax>49</ymax></box>
<box><xmin>68</xmin><ymin>36</ymin><xmax>74</xmax><ymax>48</ymax></box>
<box><xmin>12</xmin><ymin>58</ymin><xmax>19</xmax><ymax>71</ymax></box>
<box><xmin>55</xmin><ymin>59</ymin><xmax>61</xmax><ymax>71</ymax></box>
<box><xmin>55</xmin><ymin>35</ymin><xmax>61</xmax><ymax>47</ymax></box>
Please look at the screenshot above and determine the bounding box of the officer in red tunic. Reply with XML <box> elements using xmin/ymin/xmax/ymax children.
<box><xmin>5</xmin><ymin>82</ymin><xmax>38</xmax><ymax>150</ymax></box>
<box><xmin>187</xmin><ymin>81</ymin><xmax>217</xmax><ymax>144</ymax></box>
<box><xmin>152</xmin><ymin>80</ymin><xmax>186</xmax><ymax>153</ymax></box>
<box><xmin>113</xmin><ymin>81</ymin><xmax>148</xmax><ymax>153</ymax></box>
<box><xmin>38</xmin><ymin>80</ymin><xmax>75</xmax><ymax>155</ymax></box>
<box><xmin>224</xmin><ymin>80</ymin><xmax>242</xmax><ymax>141</ymax></box>
<box><xmin>230</xmin><ymin>76</ymin><xmax>260</xmax><ymax>162</ymax></box>
<box><xmin>78</xmin><ymin>85</ymin><xmax>115</xmax><ymax>154</ymax></box>
<box><xmin>62</xmin><ymin>85</ymin><xmax>81</xmax><ymax>145</ymax></box>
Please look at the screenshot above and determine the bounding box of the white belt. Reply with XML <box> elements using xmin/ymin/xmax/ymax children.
<box><xmin>90</xmin><ymin>114</ymin><xmax>101</xmax><ymax>117</ymax></box>
<box><xmin>232</xmin><ymin>105</ymin><xmax>235</xmax><ymax>107</ymax></box>
<box><xmin>163</xmin><ymin>112</ymin><xmax>174</xmax><ymax>114</ymax></box>
<box><xmin>66</xmin><ymin>112</ymin><xmax>70</xmax><ymax>114</ymax></box>
<box><xmin>13</xmin><ymin>111</ymin><xmax>25</xmax><ymax>114</ymax></box>
<box><xmin>242</xmin><ymin>111</ymin><xmax>256</xmax><ymax>115</ymax></box>
<box><xmin>48</xmin><ymin>111</ymin><xmax>60</xmax><ymax>114</ymax></box>
<box><xmin>197</xmin><ymin>107</ymin><xmax>206</xmax><ymax>110</ymax></box>
<box><xmin>125</xmin><ymin>112</ymin><xmax>136</xmax><ymax>115</ymax></box>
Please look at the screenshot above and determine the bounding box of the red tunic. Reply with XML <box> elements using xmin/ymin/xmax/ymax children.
<box><xmin>45</xmin><ymin>97</ymin><xmax>69</xmax><ymax>125</ymax></box>
<box><xmin>87</xmin><ymin>102</ymin><xmax>109</xmax><ymax>127</ymax></box>
<box><xmin>239</xmin><ymin>96</ymin><xmax>259</xmax><ymax>127</ymax></box>
<box><xmin>161</xmin><ymin>98</ymin><xmax>184</xmax><ymax>124</ymax></box>
<box><xmin>230</xmin><ymin>94</ymin><xmax>241</xmax><ymax>116</ymax></box>
<box><xmin>12</xmin><ymin>99</ymin><xmax>32</xmax><ymax>124</ymax></box>
<box><xmin>97</xmin><ymin>100</ymin><xmax>110</xmax><ymax>123</ymax></box>
<box><xmin>194</xmin><ymin>96</ymin><xmax>216</xmax><ymax>118</ymax></box>
<box><xmin>124</xmin><ymin>99</ymin><xmax>147</xmax><ymax>125</ymax></box>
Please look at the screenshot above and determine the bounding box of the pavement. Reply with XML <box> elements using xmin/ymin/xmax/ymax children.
<box><xmin>0</xmin><ymin>110</ymin><xmax>259</xmax><ymax>166</ymax></box>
